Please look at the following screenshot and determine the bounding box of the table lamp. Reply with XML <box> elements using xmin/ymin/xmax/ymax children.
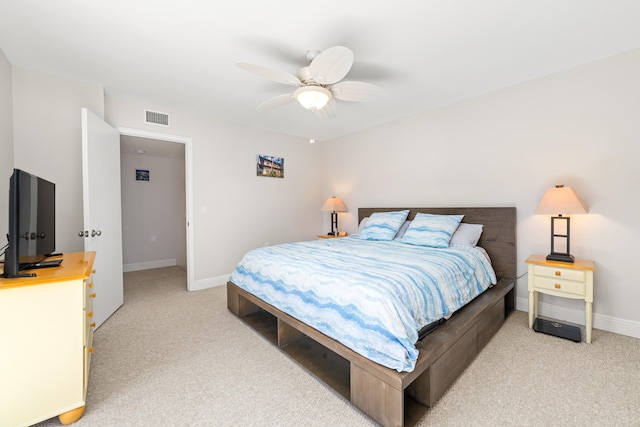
<box><xmin>535</xmin><ymin>185</ymin><xmax>588</xmax><ymax>263</ymax></box>
<box><xmin>321</xmin><ymin>196</ymin><xmax>347</xmax><ymax>235</ymax></box>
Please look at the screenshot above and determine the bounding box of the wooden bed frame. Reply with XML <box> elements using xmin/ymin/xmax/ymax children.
<box><xmin>227</xmin><ymin>207</ymin><xmax>516</xmax><ymax>427</ymax></box>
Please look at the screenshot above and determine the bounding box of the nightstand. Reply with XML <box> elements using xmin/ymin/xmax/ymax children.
<box><xmin>525</xmin><ymin>255</ymin><xmax>596</xmax><ymax>343</ymax></box>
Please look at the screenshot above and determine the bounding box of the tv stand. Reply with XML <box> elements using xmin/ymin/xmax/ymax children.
<box><xmin>0</xmin><ymin>252</ymin><xmax>96</xmax><ymax>426</ymax></box>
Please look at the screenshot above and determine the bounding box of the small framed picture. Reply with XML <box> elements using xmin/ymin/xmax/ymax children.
<box><xmin>256</xmin><ymin>155</ymin><xmax>284</xmax><ymax>178</ymax></box>
<box><xmin>136</xmin><ymin>169</ymin><xmax>150</xmax><ymax>181</ymax></box>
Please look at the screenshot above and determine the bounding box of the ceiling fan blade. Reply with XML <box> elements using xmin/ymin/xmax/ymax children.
<box><xmin>313</xmin><ymin>98</ymin><xmax>337</xmax><ymax>119</ymax></box>
<box><xmin>309</xmin><ymin>46</ymin><xmax>354</xmax><ymax>85</ymax></box>
<box><xmin>236</xmin><ymin>63</ymin><xmax>301</xmax><ymax>86</ymax></box>
<box><xmin>330</xmin><ymin>81</ymin><xmax>386</xmax><ymax>102</ymax></box>
<box><xmin>256</xmin><ymin>94</ymin><xmax>296</xmax><ymax>111</ymax></box>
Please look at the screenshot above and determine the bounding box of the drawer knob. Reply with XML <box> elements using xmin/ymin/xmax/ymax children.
<box><xmin>90</xmin><ymin>293</ymin><xmax>96</xmax><ymax>299</ymax></box>
<box><xmin>554</xmin><ymin>283</ymin><xmax>561</xmax><ymax>289</ymax></box>
<box><xmin>88</xmin><ymin>346</ymin><xmax>94</xmax><ymax>354</ymax></box>
<box><xmin>90</xmin><ymin>322</ymin><xmax>96</xmax><ymax>328</ymax></box>
<box><xmin>87</xmin><ymin>282</ymin><xmax>93</xmax><ymax>289</ymax></box>
<box><xmin>87</xmin><ymin>311</ymin><xmax>93</xmax><ymax>318</ymax></box>
<box><xmin>555</xmin><ymin>271</ymin><xmax>561</xmax><ymax>276</ymax></box>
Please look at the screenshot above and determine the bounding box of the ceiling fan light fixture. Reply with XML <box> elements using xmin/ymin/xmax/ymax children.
<box><xmin>294</xmin><ymin>86</ymin><xmax>331</xmax><ymax>111</ymax></box>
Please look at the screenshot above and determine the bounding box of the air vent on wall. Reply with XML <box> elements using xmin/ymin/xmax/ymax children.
<box><xmin>144</xmin><ymin>109</ymin><xmax>170</xmax><ymax>127</ymax></box>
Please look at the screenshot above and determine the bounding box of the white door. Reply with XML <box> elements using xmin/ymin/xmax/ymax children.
<box><xmin>81</xmin><ymin>108</ymin><xmax>124</xmax><ymax>328</ymax></box>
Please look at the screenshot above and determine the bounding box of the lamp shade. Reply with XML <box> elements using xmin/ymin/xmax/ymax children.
<box><xmin>535</xmin><ymin>185</ymin><xmax>588</xmax><ymax>215</ymax></box>
<box><xmin>321</xmin><ymin>196</ymin><xmax>347</xmax><ymax>212</ymax></box>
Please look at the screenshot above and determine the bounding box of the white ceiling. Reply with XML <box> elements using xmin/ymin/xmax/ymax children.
<box><xmin>121</xmin><ymin>135</ymin><xmax>185</xmax><ymax>159</ymax></box>
<box><xmin>2</xmin><ymin>1</ymin><xmax>640</xmax><ymax>141</ymax></box>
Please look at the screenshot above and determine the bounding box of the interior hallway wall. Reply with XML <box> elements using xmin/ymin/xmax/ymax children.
<box><xmin>105</xmin><ymin>94</ymin><xmax>323</xmax><ymax>289</ymax></box>
<box><xmin>120</xmin><ymin>136</ymin><xmax>186</xmax><ymax>271</ymax></box>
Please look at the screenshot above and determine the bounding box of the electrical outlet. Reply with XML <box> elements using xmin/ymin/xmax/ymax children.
<box><xmin>150</xmin><ymin>234</ymin><xmax>157</xmax><ymax>243</ymax></box>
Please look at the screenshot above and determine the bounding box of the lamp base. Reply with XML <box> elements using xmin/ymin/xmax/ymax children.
<box><xmin>546</xmin><ymin>253</ymin><xmax>575</xmax><ymax>263</ymax></box>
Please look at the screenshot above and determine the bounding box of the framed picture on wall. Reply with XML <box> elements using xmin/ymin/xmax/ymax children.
<box><xmin>256</xmin><ymin>155</ymin><xmax>284</xmax><ymax>178</ymax></box>
<box><xmin>136</xmin><ymin>169</ymin><xmax>150</xmax><ymax>181</ymax></box>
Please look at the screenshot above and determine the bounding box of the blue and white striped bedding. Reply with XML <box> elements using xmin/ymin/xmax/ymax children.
<box><xmin>229</xmin><ymin>236</ymin><xmax>497</xmax><ymax>372</ymax></box>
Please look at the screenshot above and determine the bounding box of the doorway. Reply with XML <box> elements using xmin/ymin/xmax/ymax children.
<box><xmin>117</xmin><ymin>127</ymin><xmax>194</xmax><ymax>291</ymax></box>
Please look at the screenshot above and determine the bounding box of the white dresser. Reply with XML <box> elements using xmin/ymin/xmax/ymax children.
<box><xmin>0</xmin><ymin>252</ymin><xmax>96</xmax><ymax>426</ymax></box>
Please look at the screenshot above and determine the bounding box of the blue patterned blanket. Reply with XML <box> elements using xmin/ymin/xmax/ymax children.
<box><xmin>229</xmin><ymin>236</ymin><xmax>496</xmax><ymax>372</ymax></box>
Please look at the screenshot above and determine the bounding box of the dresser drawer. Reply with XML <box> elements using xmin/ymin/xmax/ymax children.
<box><xmin>83</xmin><ymin>278</ymin><xmax>95</xmax><ymax>308</ymax></box>
<box><xmin>85</xmin><ymin>288</ymin><xmax>95</xmax><ymax>316</ymax></box>
<box><xmin>533</xmin><ymin>265</ymin><xmax>585</xmax><ymax>282</ymax></box>
<box><xmin>84</xmin><ymin>338</ymin><xmax>93</xmax><ymax>391</ymax></box>
<box><xmin>85</xmin><ymin>312</ymin><xmax>95</xmax><ymax>345</ymax></box>
<box><xmin>534</xmin><ymin>276</ymin><xmax>586</xmax><ymax>297</ymax></box>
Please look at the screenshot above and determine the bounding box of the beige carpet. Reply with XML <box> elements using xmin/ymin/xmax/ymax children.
<box><xmin>36</xmin><ymin>267</ymin><xmax>640</xmax><ymax>427</ymax></box>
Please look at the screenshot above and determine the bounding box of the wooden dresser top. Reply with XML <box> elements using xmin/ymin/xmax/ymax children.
<box><xmin>0</xmin><ymin>251</ymin><xmax>96</xmax><ymax>289</ymax></box>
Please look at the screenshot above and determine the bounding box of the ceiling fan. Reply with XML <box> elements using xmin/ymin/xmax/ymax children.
<box><xmin>236</xmin><ymin>46</ymin><xmax>385</xmax><ymax>118</ymax></box>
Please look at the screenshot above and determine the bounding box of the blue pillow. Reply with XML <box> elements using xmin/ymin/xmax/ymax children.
<box><xmin>401</xmin><ymin>213</ymin><xmax>464</xmax><ymax>248</ymax></box>
<box><xmin>359</xmin><ymin>210</ymin><xmax>410</xmax><ymax>241</ymax></box>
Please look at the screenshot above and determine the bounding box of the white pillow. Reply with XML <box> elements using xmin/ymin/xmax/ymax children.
<box><xmin>450</xmin><ymin>223</ymin><xmax>484</xmax><ymax>247</ymax></box>
<box><xmin>401</xmin><ymin>213</ymin><xmax>464</xmax><ymax>248</ymax></box>
<box><xmin>358</xmin><ymin>217</ymin><xmax>369</xmax><ymax>234</ymax></box>
<box><xmin>360</xmin><ymin>210</ymin><xmax>410</xmax><ymax>241</ymax></box>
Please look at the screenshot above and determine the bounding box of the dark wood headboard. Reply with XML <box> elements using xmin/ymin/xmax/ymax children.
<box><xmin>358</xmin><ymin>207</ymin><xmax>517</xmax><ymax>281</ymax></box>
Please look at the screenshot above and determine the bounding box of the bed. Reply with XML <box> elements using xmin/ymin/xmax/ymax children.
<box><xmin>227</xmin><ymin>207</ymin><xmax>516</xmax><ymax>427</ymax></box>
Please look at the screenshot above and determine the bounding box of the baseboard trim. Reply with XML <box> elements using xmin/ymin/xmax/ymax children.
<box><xmin>191</xmin><ymin>274</ymin><xmax>228</xmax><ymax>291</ymax></box>
<box><xmin>123</xmin><ymin>259</ymin><xmax>176</xmax><ymax>273</ymax></box>
<box><xmin>516</xmin><ymin>296</ymin><xmax>640</xmax><ymax>340</ymax></box>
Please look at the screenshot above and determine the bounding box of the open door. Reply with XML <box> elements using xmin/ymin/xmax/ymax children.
<box><xmin>81</xmin><ymin>108</ymin><xmax>124</xmax><ymax>328</ymax></box>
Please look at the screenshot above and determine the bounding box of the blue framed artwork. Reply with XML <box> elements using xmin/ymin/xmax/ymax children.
<box><xmin>136</xmin><ymin>169</ymin><xmax>150</xmax><ymax>181</ymax></box>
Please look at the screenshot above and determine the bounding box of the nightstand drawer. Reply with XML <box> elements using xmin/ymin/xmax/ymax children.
<box><xmin>534</xmin><ymin>277</ymin><xmax>586</xmax><ymax>296</ymax></box>
<box><xmin>533</xmin><ymin>265</ymin><xmax>585</xmax><ymax>282</ymax></box>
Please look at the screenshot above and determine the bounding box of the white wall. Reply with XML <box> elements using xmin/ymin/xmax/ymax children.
<box><xmin>0</xmin><ymin>49</ymin><xmax>13</xmax><ymax>244</ymax></box>
<box><xmin>11</xmin><ymin>67</ymin><xmax>104</xmax><ymax>253</ymax></box>
<box><xmin>105</xmin><ymin>95</ymin><xmax>324</xmax><ymax>288</ymax></box>
<box><xmin>6</xmin><ymin>46</ymin><xmax>637</xmax><ymax>337</ymax></box>
<box><xmin>6</xmin><ymin>64</ymin><xmax>323</xmax><ymax>287</ymax></box>
<box><xmin>321</xmin><ymin>48</ymin><xmax>640</xmax><ymax>337</ymax></box>
<box><xmin>120</xmin><ymin>136</ymin><xmax>186</xmax><ymax>271</ymax></box>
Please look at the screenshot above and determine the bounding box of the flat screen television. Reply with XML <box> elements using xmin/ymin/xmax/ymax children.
<box><xmin>2</xmin><ymin>169</ymin><xmax>56</xmax><ymax>278</ymax></box>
